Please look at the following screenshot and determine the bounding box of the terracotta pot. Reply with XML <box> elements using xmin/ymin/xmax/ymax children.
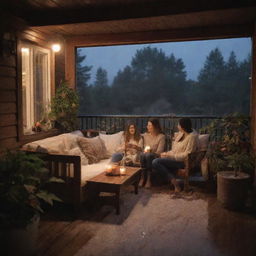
<box><xmin>1</xmin><ymin>215</ymin><xmax>40</xmax><ymax>256</ymax></box>
<box><xmin>217</xmin><ymin>171</ymin><xmax>250</xmax><ymax>210</ymax></box>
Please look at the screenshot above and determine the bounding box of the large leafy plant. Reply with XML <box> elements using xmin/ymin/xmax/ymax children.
<box><xmin>201</xmin><ymin>113</ymin><xmax>254</xmax><ymax>177</ymax></box>
<box><xmin>49</xmin><ymin>80</ymin><xmax>79</xmax><ymax>132</ymax></box>
<box><xmin>0</xmin><ymin>151</ymin><xmax>62</xmax><ymax>228</ymax></box>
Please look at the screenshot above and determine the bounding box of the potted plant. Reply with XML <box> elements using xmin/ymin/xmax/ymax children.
<box><xmin>49</xmin><ymin>80</ymin><xmax>79</xmax><ymax>132</ymax></box>
<box><xmin>203</xmin><ymin>113</ymin><xmax>255</xmax><ymax>210</ymax></box>
<box><xmin>0</xmin><ymin>151</ymin><xmax>63</xmax><ymax>255</ymax></box>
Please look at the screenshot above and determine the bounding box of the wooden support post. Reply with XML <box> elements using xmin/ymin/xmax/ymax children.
<box><xmin>251</xmin><ymin>23</ymin><xmax>256</xmax><ymax>187</ymax></box>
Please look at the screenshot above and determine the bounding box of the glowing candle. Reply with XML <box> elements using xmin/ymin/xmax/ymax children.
<box><xmin>120</xmin><ymin>167</ymin><xmax>126</xmax><ymax>175</ymax></box>
<box><xmin>106</xmin><ymin>164</ymin><xmax>112</xmax><ymax>173</ymax></box>
<box><xmin>144</xmin><ymin>146</ymin><xmax>151</xmax><ymax>152</ymax></box>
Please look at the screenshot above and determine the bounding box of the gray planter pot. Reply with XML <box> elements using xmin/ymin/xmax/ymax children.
<box><xmin>217</xmin><ymin>171</ymin><xmax>250</xmax><ymax>210</ymax></box>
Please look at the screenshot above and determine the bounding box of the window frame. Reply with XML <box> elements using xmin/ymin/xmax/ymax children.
<box><xmin>17</xmin><ymin>39</ymin><xmax>57</xmax><ymax>143</ymax></box>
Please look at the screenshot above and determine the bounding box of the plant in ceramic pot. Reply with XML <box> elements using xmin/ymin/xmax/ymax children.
<box><xmin>203</xmin><ymin>113</ymin><xmax>254</xmax><ymax>210</ymax></box>
<box><xmin>49</xmin><ymin>80</ymin><xmax>79</xmax><ymax>132</ymax></box>
<box><xmin>0</xmin><ymin>151</ymin><xmax>63</xmax><ymax>255</ymax></box>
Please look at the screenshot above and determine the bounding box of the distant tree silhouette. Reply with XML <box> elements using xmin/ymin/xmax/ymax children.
<box><xmin>76</xmin><ymin>49</ymin><xmax>92</xmax><ymax>114</ymax></box>
<box><xmin>91</xmin><ymin>67</ymin><xmax>111</xmax><ymax>114</ymax></box>
<box><xmin>197</xmin><ymin>48</ymin><xmax>250</xmax><ymax>115</ymax></box>
<box><xmin>111</xmin><ymin>46</ymin><xmax>187</xmax><ymax>114</ymax></box>
<box><xmin>76</xmin><ymin>45</ymin><xmax>251</xmax><ymax>116</ymax></box>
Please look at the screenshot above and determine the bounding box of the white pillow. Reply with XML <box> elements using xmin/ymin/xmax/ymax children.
<box><xmin>198</xmin><ymin>134</ymin><xmax>210</xmax><ymax>151</ymax></box>
<box><xmin>63</xmin><ymin>133</ymin><xmax>79</xmax><ymax>150</ymax></box>
<box><xmin>22</xmin><ymin>134</ymin><xmax>67</xmax><ymax>154</ymax></box>
<box><xmin>70</xmin><ymin>130</ymin><xmax>84</xmax><ymax>137</ymax></box>
<box><xmin>99</xmin><ymin>131</ymin><xmax>123</xmax><ymax>156</ymax></box>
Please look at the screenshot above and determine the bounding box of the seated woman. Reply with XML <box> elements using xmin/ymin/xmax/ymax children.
<box><xmin>152</xmin><ymin>117</ymin><xmax>198</xmax><ymax>193</ymax></box>
<box><xmin>111</xmin><ymin>122</ymin><xmax>143</xmax><ymax>166</ymax></box>
<box><xmin>140</xmin><ymin>119</ymin><xmax>165</xmax><ymax>187</ymax></box>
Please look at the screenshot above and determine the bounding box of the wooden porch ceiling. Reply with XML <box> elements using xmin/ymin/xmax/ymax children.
<box><xmin>31</xmin><ymin>7</ymin><xmax>256</xmax><ymax>38</ymax></box>
<box><xmin>1</xmin><ymin>0</ymin><xmax>256</xmax><ymax>38</ymax></box>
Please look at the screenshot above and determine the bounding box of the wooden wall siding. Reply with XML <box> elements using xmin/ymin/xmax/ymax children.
<box><xmin>55</xmin><ymin>47</ymin><xmax>66</xmax><ymax>88</ymax></box>
<box><xmin>0</xmin><ymin>35</ymin><xmax>18</xmax><ymax>152</ymax></box>
<box><xmin>0</xmin><ymin>26</ymin><xmax>60</xmax><ymax>152</ymax></box>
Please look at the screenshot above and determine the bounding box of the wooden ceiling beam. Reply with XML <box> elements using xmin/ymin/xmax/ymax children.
<box><xmin>65</xmin><ymin>23</ymin><xmax>254</xmax><ymax>87</ymax></box>
<box><xmin>5</xmin><ymin>1</ymin><xmax>256</xmax><ymax>26</ymax></box>
<box><xmin>65</xmin><ymin>24</ymin><xmax>254</xmax><ymax>47</ymax></box>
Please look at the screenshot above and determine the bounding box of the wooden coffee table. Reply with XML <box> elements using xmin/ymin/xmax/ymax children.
<box><xmin>87</xmin><ymin>166</ymin><xmax>142</xmax><ymax>214</ymax></box>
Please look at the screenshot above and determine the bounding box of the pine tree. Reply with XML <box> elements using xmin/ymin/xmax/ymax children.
<box><xmin>76</xmin><ymin>49</ymin><xmax>92</xmax><ymax>114</ymax></box>
<box><xmin>91</xmin><ymin>67</ymin><xmax>110</xmax><ymax>114</ymax></box>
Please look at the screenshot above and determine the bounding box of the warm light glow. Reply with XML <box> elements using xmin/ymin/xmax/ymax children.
<box><xmin>144</xmin><ymin>146</ymin><xmax>151</xmax><ymax>152</ymax></box>
<box><xmin>51</xmin><ymin>44</ymin><xmax>61</xmax><ymax>52</ymax></box>
<box><xmin>120</xmin><ymin>167</ymin><xmax>126</xmax><ymax>175</ymax></box>
<box><xmin>21</xmin><ymin>48</ymin><xmax>29</xmax><ymax>54</ymax></box>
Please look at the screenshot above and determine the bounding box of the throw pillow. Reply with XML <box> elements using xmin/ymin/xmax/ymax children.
<box><xmin>77</xmin><ymin>136</ymin><xmax>108</xmax><ymax>164</ymax></box>
<box><xmin>69</xmin><ymin>147</ymin><xmax>89</xmax><ymax>165</ymax></box>
<box><xmin>198</xmin><ymin>134</ymin><xmax>210</xmax><ymax>151</ymax></box>
<box><xmin>99</xmin><ymin>131</ymin><xmax>123</xmax><ymax>156</ymax></box>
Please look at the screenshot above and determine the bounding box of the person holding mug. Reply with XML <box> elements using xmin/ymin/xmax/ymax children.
<box><xmin>111</xmin><ymin>122</ymin><xmax>143</xmax><ymax>166</ymax></box>
<box><xmin>140</xmin><ymin>118</ymin><xmax>165</xmax><ymax>188</ymax></box>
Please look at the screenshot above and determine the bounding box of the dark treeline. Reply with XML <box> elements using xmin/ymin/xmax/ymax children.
<box><xmin>76</xmin><ymin>46</ymin><xmax>251</xmax><ymax>115</ymax></box>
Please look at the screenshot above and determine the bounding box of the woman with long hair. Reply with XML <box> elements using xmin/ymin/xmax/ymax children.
<box><xmin>140</xmin><ymin>118</ymin><xmax>165</xmax><ymax>187</ymax></box>
<box><xmin>111</xmin><ymin>122</ymin><xmax>143</xmax><ymax>165</ymax></box>
<box><xmin>152</xmin><ymin>118</ymin><xmax>198</xmax><ymax>194</ymax></box>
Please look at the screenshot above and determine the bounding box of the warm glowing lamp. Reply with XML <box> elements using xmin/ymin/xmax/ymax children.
<box><xmin>51</xmin><ymin>44</ymin><xmax>61</xmax><ymax>52</ymax></box>
<box><xmin>21</xmin><ymin>48</ymin><xmax>29</xmax><ymax>54</ymax></box>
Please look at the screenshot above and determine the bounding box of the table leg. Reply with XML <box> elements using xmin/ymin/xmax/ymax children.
<box><xmin>115</xmin><ymin>189</ymin><xmax>120</xmax><ymax>215</ymax></box>
<box><xmin>133</xmin><ymin>172</ymin><xmax>141</xmax><ymax>194</ymax></box>
<box><xmin>134</xmin><ymin>180</ymin><xmax>139</xmax><ymax>194</ymax></box>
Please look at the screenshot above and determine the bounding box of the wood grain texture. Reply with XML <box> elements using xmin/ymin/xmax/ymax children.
<box><xmin>33</xmin><ymin>8</ymin><xmax>256</xmax><ymax>37</ymax></box>
<box><xmin>0</xmin><ymin>114</ymin><xmax>17</xmax><ymax>127</ymax></box>
<box><xmin>0</xmin><ymin>102</ymin><xmax>16</xmax><ymax>114</ymax></box>
<box><xmin>0</xmin><ymin>66</ymin><xmax>16</xmax><ymax>77</ymax></box>
<box><xmin>88</xmin><ymin>167</ymin><xmax>141</xmax><ymax>185</ymax></box>
<box><xmin>0</xmin><ymin>126</ymin><xmax>17</xmax><ymax>140</ymax></box>
<box><xmin>0</xmin><ymin>77</ymin><xmax>16</xmax><ymax>90</ymax></box>
<box><xmin>0</xmin><ymin>90</ymin><xmax>16</xmax><ymax>102</ymax></box>
<box><xmin>0</xmin><ymin>137</ymin><xmax>18</xmax><ymax>151</ymax></box>
<box><xmin>13</xmin><ymin>2</ymin><xmax>256</xmax><ymax>27</ymax></box>
<box><xmin>0</xmin><ymin>55</ymin><xmax>16</xmax><ymax>67</ymax></box>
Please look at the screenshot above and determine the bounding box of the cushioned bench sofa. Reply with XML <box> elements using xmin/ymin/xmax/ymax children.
<box><xmin>21</xmin><ymin>130</ymin><xmax>209</xmax><ymax>211</ymax></box>
<box><xmin>22</xmin><ymin>130</ymin><xmax>124</xmax><ymax>211</ymax></box>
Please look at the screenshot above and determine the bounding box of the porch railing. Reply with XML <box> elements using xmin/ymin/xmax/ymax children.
<box><xmin>78</xmin><ymin>115</ymin><xmax>223</xmax><ymax>136</ymax></box>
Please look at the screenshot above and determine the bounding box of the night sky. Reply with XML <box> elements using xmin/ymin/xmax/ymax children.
<box><xmin>80</xmin><ymin>37</ymin><xmax>251</xmax><ymax>85</ymax></box>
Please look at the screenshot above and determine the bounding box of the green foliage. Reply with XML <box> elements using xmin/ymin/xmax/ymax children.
<box><xmin>202</xmin><ymin>113</ymin><xmax>255</xmax><ymax>176</ymax></box>
<box><xmin>0</xmin><ymin>151</ymin><xmax>63</xmax><ymax>228</ymax></box>
<box><xmin>49</xmin><ymin>80</ymin><xmax>79</xmax><ymax>132</ymax></box>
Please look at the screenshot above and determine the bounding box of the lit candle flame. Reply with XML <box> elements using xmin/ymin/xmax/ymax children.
<box><xmin>120</xmin><ymin>167</ymin><xmax>126</xmax><ymax>175</ymax></box>
<box><xmin>144</xmin><ymin>146</ymin><xmax>151</xmax><ymax>152</ymax></box>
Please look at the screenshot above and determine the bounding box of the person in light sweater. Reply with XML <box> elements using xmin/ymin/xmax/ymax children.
<box><xmin>140</xmin><ymin>119</ymin><xmax>165</xmax><ymax>187</ymax></box>
<box><xmin>111</xmin><ymin>122</ymin><xmax>143</xmax><ymax>165</ymax></box>
<box><xmin>152</xmin><ymin>118</ymin><xmax>199</xmax><ymax>193</ymax></box>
